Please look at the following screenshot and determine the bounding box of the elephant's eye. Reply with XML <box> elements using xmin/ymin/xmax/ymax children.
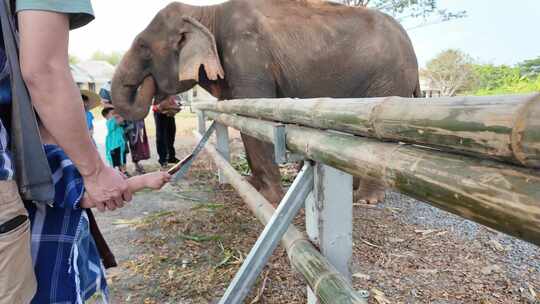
<box><xmin>139</xmin><ymin>44</ymin><xmax>151</xmax><ymax>60</ymax></box>
<box><xmin>178</xmin><ymin>33</ymin><xmax>187</xmax><ymax>47</ymax></box>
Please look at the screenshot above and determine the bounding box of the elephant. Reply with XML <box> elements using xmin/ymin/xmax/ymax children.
<box><xmin>111</xmin><ymin>0</ymin><xmax>420</xmax><ymax>205</ymax></box>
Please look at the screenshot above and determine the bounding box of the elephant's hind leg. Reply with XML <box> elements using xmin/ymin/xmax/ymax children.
<box><xmin>353</xmin><ymin>177</ymin><xmax>386</xmax><ymax>205</ymax></box>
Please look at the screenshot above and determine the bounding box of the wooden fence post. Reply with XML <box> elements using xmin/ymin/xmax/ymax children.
<box><xmin>215</xmin><ymin>122</ymin><xmax>230</xmax><ymax>184</ymax></box>
<box><xmin>306</xmin><ymin>163</ymin><xmax>353</xmax><ymax>303</ymax></box>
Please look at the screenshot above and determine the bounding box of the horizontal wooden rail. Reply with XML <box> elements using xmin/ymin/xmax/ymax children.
<box><xmin>194</xmin><ymin>94</ymin><xmax>540</xmax><ymax>168</ymax></box>
<box><xmin>202</xmin><ymin>111</ymin><xmax>540</xmax><ymax>246</ymax></box>
<box><xmin>195</xmin><ymin>131</ymin><xmax>368</xmax><ymax>304</ymax></box>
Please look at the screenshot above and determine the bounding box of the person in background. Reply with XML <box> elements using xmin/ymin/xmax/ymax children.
<box><xmin>27</xmin><ymin>116</ymin><xmax>171</xmax><ymax>303</ymax></box>
<box><xmin>124</xmin><ymin>120</ymin><xmax>151</xmax><ymax>174</ymax></box>
<box><xmin>101</xmin><ymin>81</ymin><xmax>150</xmax><ymax>174</ymax></box>
<box><xmin>84</xmin><ymin>96</ymin><xmax>94</xmax><ymax>136</ymax></box>
<box><xmin>99</xmin><ymin>80</ymin><xmax>112</xmax><ymax>107</ymax></box>
<box><xmin>81</xmin><ymin>89</ymin><xmax>100</xmax><ymax>140</ymax></box>
<box><xmin>102</xmin><ymin>107</ymin><xmax>128</xmax><ymax>175</ymax></box>
<box><xmin>153</xmin><ymin>95</ymin><xmax>182</xmax><ymax>168</ymax></box>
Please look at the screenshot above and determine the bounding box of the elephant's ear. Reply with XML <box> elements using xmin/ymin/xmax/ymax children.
<box><xmin>177</xmin><ymin>16</ymin><xmax>224</xmax><ymax>83</ymax></box>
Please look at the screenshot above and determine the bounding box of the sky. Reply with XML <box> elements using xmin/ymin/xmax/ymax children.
<box><xmin>69</xmin><ymin>0</ymin><xmax>540</xmax><ymax>68</ymax></box>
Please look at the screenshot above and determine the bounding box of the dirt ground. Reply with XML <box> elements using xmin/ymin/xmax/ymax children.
<box><xmin>94</xmin><ymin>112</ymin><xmax>539</xmax><ymax>304</ymax></box>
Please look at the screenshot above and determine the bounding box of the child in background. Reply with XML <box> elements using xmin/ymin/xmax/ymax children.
<box><xmin>25</xmin><ymin>121</ymin><xmax>171</xmax><ymax>303</ymax></box>
<box><xmin>102</xmin><ymin>107</ymin><xmax>127</xmax><ymax>174</ymax></box>
<box><xmin>81</xmin><ymin>90</ymin><xmax>100</xmax><ymax>146</ymax></box>
<box><xmin>80</xmin><ymin>90</ymin><xmax>100</xmax><ymax>137</ymax></box>
<box><xmin>83</xmin><ymin>95</ymin><xmax>94</xmax><ymax>136</ymax></box>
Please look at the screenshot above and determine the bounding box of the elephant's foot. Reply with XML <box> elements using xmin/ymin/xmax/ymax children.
<box><xmin>354</xmin><ymin>178</ymin><xmax>386</xmax><ymax>205</ymax></box>
<box><xmin>260</xmin><ymin>185</ymin><xmax>284</xmax><ymax>207</ymax></box>
<box><xmin>246</xmin><ymin>175</ymin><xmax>284</xmax><ymax>206</ymax></box>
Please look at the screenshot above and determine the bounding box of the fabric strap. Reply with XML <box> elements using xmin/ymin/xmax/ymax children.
<box><xmin>0</xmin><ymin>0</ymin><xmax>54</xmax><ymax>201</ymax></box>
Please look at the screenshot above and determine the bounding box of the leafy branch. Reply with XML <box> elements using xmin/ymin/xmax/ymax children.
<box><xmin>337</xmin><ymin>0</ymin><xmax>466</xmax><ymax>29</ymax></box>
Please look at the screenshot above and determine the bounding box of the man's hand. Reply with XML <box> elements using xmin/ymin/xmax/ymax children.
<box><xmin>157</xmin><ymin>96</ymin><xmax>182</xmax><ymax>116</ymax></box>
<box><xmin>82</xmin><ymin>163</ymin><xmax>132</xmax><ymax>212</ymax></box>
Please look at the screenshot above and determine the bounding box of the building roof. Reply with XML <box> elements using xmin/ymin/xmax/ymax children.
<box><xmin>70</xmin><ymin>64</ymin><xmax>94</xmax><ymax>84</ymax></box>
<box><xmin>75</xmin><ymin>60</ymin><xmax>115</xmax><ymax>84</ymax></box>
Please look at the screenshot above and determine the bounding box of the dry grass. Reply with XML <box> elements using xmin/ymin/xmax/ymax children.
<box><xmin>113</xmin><ymin>156</ymin><xmax>306</xmax><ymax>303</ymax></box>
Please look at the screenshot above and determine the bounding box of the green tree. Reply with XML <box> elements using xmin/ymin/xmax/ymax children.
<box><xmin>471</xmin><ymin>64</ymin><xmax>521</xmax><ymax>91</ymax></box>
<box><xmin>90</xmin><ymin>51</ymin><xmax>124</xmax><ymax>66</ymax></box>
<box><xmin>471</xmin><ymin>64</ymin><xmax>540</xmax><ymax>96</ymax></box>
<box><xmin>422</xmin><ymin>49</ymin><xmax>476</xmax><ymax>96</ymax></box>
<box><xmin>338</xmin><ymin>0</ymin><xmax>466</xmax><ymax>28</ymax></box>
<box><xmin>518</xmin><ymin>56</ymin><xmax>540</xmax><ymax>78</ymax></box>
<box><xmin>69</xmin><ymin>54</ymin><xmax>80</xmax><ymax>65</ymax></box>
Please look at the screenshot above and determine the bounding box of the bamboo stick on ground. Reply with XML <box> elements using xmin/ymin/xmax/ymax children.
<box><xmin>203</xmin><ymin>111</ymin><xmax>540</xmax><ymax>246</ymax></box>
<box><xmin>194</xmin><ymin>130</ymin><xmax>368</xmax><ymax>304</ymax></box>
<box><xmin>194</xmin><ymin>94</ymin><xmax>540</xmax><ymax>168</ymax></box>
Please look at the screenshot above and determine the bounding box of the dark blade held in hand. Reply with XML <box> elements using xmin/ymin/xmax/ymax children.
<box><xmin>168</xmin><ymin>121</ymin><xmax>216</xmax><ymax>182</ymax></box>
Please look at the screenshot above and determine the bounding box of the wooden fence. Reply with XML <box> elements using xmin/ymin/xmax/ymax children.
<box><xmin>193</xmin><ymin>94</ymin><xmax>540</xmax><ymax>304</ymax></box>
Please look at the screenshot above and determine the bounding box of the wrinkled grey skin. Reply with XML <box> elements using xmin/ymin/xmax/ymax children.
<box><xmin>111</xmin><ymin>0</ymin><xmax>420</xmax><ymax>204</ymax></box>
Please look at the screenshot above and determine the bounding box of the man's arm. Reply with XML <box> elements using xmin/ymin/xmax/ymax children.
<box><xmin>125</xmin><ymin>172</ymin><xmax>171</xmax><ymax>193</ymax></box>
<box><xmin>18</xmin><ymin>11</ymin><xmax>131</xmax><ymax>210</ymax></box>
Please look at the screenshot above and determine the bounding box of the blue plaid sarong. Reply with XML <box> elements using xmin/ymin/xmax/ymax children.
<box><xmin>0</xmin><ymin>45</ymin><xmax>14</xmax><ymax>180</ymax></box>
<box><xmin>0</xmin><ymin>120</ymin><xmax>12</xmax><ymax>180</ymax></box>
<box><xmin>0</xmin><ymin>47</ymin><xmax>10</xmax><ymax>105</ymax></box>
<box><xmin>25</xmin><ymin>145</ymin><xmax>108</xmax><ymax>303</ymax></box>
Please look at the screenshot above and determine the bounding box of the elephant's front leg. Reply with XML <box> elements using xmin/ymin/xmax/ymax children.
<box><xmin>222</xmin><ymin>40</ymin><xmax>285</xmax><ymax>205</ymax></box>
<box><xmin>241</xmin><ymin>133</ymin><xmax>284</xmax><ymax>205</ymax></box>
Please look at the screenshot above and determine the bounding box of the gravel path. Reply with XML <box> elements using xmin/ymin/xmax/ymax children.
<box><xmin>382</xmin><ymin>191</ymin><xmax>540</xmax><ymax>273</ymax></box>
<box><xmin>350</xmin><ymin>191</ymin><xmax>539</xmax><ymax>303</ymax></box>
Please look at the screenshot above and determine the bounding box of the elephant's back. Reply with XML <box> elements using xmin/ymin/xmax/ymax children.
<box><xmin>243</xmin><ymin>0</ymin><xmax>417</xmax><ymax>65</ymax></box>
<box><xmin>218</xmin><ymin>0</ymin><xmax>419</xmax><ymax>98</ymax></box>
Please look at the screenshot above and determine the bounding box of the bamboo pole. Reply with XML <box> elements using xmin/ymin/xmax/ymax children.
<box><xmin>194</xmin><ymin>94</ymin><xmax>540</xmax><ymax>168</ymax></box>
<box><xmin>203</xmin><ymin>111</ymin><xmax>540</xmax><ymax>246</ymax></box>
<box><xmin>194</xmin><ymin>131</ymin><xmax>368</xmax><ymax>304</ymax></box>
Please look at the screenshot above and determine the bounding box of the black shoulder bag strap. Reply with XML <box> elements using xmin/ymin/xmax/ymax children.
<box><xmin>0</xmin><ymin>0</ymin><xmax>54</xmax><ymax>202</ymax></box>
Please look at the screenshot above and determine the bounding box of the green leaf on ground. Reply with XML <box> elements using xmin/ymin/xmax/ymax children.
<box><xmin>179</xmin><ymin>233</ymin><xmax>222</xmax><ymax>242</ymax></box>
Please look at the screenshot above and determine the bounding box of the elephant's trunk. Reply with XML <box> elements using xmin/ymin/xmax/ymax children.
<box><xmin>111</xmin><ymin>50</ymin><xmax>156</xmax><ymax>121</ymax></box>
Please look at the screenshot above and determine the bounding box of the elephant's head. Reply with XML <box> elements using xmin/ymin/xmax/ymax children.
<box><xmin>111</xmin><ymin>5</ymin><xmax>224</xmax><ymax>120</ymax></box>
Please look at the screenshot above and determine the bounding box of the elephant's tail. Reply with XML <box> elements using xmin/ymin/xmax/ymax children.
<box><xmin>413</xmin><ymin>78</ymin><xmax>422</xmax><ymax>98</ymax></box>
